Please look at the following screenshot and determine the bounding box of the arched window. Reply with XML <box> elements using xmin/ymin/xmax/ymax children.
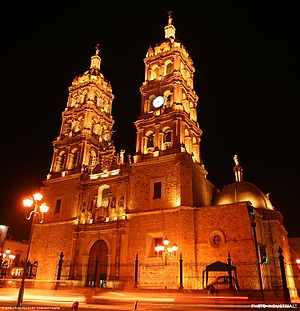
<box><xmin>161</xmin><ymin>127</ymin><xmax>172</xmax><ymax>150</ymax></box>
<box><xmin>164</xmin><ymin>130</ymin><xmax>172</xmax><ymax>144</ymax></box>
<box><xmin>69</xmin><ymin>149</ymin><xmax>79</xmax><ymax>169</ymax></box>
<box><xmin>101</xmin><ymin>188</ymin><xmax>111</xmax><ymax>208</ymax></box>
<box><xmin>166</xmin><ymin>62</ymin><xmax>172</xmax><ymax>75</ymax></box>
<box><xmin>151</xmin><ymin>65</ymin><xmax>159</xmax><ymax>80</ymax></box>
<box><xmin>147</xmin><ymin>133</ymin><xmax>154</xmax><ymax>149</ymax></box>
<box><xmin>213</xmin><ymin>235</ymin><xmax>221</xmax><ymax>246</ymax></box>
<box><xmin>55</xmin><ymin>151</ymin><xmax>66</xmax><ymax>172</ymax></box>
<box><xmin>96</xmin><ymin>185</ymin><xmax>110</xmax><ymax>208</ymax></box>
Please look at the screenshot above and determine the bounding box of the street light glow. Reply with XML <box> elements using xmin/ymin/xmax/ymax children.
<box><xmin>155</xmin><ymin>238</ymin><xmax>178</xmax><ymax>265</ymax></box>
<box><xmin>40</xmin><ymin>203</ymin><xmax>49</xmax><ymax>214</ymax></box>
<box><xmin>23</xmin><ymin>199</ymin><xmax>33</xmax><ymax>208</ymax></box>
<box><xmin>33</xmin><ymin>193</ymin><xmax>43</xmax><ymax>201</ymax></box>
<box><xmin>8</xmin><ymin>254</ymin><xmax>15</xmax><ymax>260</ymax></box>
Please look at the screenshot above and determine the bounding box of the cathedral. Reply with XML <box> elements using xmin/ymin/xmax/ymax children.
<box><xmin>28</xmin><ymin>14</ymin><xmax>298</xmax><ymax>301</ymax></box>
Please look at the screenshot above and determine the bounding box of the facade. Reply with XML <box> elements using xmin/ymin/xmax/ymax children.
<box><xmin>27</xmin><ymin>15</ymin><xmax>298</xmax><ymax>300</ymax></box>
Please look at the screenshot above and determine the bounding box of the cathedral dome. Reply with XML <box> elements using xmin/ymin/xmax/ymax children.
<box><xmin>214</xmin><ymin>181</ymin><xmax>274</xmax><ymax>210</ymax></box>
<box><xmin>213</xmin><ymin>155</ymin><xmax>274</xmax><ymax>210</ymax></box>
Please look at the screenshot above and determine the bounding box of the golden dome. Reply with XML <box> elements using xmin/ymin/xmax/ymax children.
<box><xmin>213</xmin><ymin>155</ymin><xmax>274</xmax><ymax>210</ymax></box>
<box><xmin>213</xmin><ymin>181</ymin><xmax>274</xmax><ymax>210</ymax></box>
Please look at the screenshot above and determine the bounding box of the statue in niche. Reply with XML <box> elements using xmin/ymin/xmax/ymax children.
<box><xmin>111</xmin><ymin>196</ymin><xmax>116</xmax><ymax>209</ymax></box>
<box><xmin>79</xmin><ymin>207</ymin><xmax>86</xmax><ymax>224</ymax></box>
<box><xmin>62</xmin><ymin>120</ymin><xmax>72</xmax><ymax>137</ymax></box>
<box><xmin>81</xmin><ymin>164</ymin><xmax>88</xmax><ymax>173</ymax></box>
<box><xmin>92</xmin><ymin>122</ymin><xmax>100</xmax><ymax>135</ymax></box>
<box><xmin>109</xmin><ymin>195</ymin><xmax>117</xmax><ymax>219</ymax></box>
<box><xmin>73</xmin><ymin>116</ymin><xmax>84</xmax><ymax>133</ymax></box>
<box><xmin>80</xmin><ymin>164</ymin><xmax>90</xmax><ymax>180</ymax></box>
<box><xmin>118</xmin><ymin>195</ymin><xmax>124</xmax><ymax>208</ymax></box>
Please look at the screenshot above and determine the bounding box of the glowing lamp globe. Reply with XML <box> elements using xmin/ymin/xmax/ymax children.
<box><xmin>33</xmin><ymin>193</ymin><xmax>43</xmax><ymax>201</ymax></box>
<box><xmin>40</xmin><ymin>203</ymin><xmax>49</xmax><ymax>214</ymax></box>
<box><xmin>163</xmin><ymin>238</ymin><xmax>169</xmax><ymax>246</ymax></box>
<box><xmin>23</xmin><ymin>198</ymin><xmax>33</xmax><ymax>208</ymax></box>
<box><xmin>172</xmin><ymin>244</ymin><xmax>178</xmax><ymax>252</ymax></box>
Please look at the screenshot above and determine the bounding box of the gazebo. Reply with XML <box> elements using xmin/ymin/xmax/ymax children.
<box><xmin>202</xmin><ymin>260</ymin><xmax>238</xmax><ymax>288</ymax></box>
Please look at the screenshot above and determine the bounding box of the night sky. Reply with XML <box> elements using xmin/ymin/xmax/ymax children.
<box><xmin>1</xmin><ymin>1</ymin><xmax>299</xmax><ymax>240</ymax></box>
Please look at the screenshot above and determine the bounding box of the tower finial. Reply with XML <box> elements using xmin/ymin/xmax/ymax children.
<box><xmin>233</xmin><ymin>154</ymin><xmax>243</xmax><ymax>182</ymax></box>
<box><xmin>90</xmin><ymin>42</ymin><xmax>101</xmax><ymax>72</ymax></box>
<box><xmin>233</xmin><ymin>154</ymin><xmax>239</xmax><ymax>166</ymax></box>
<box><xmin>167</xmin><ymin>11</ymin><xmax>173</xmax><ymax>25</ymax></box>
<box><xmin>164</xmin><ymin>11</ymin><xmax>176</xmax><ymax>39</ymax></box>
<box><xmin>95</xmin><ymin>43</ymin><xmax>100</xmax><ymax>56</ymax></box>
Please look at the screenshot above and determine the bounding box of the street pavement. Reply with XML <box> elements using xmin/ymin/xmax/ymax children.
<box><xmin>0</xmin><ymin>287</ymin><xmax>299</xmax><ymax>311</ymax></box>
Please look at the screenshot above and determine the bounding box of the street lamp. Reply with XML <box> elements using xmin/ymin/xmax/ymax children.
<box><xmin>247</xmin><ymin>203</ymin><xmax>264</xmax><ymax>300</ymax></box>
<box><xmin>1</xmin><ymin>249</ymin><xmax>15</xmax><ymax>280</ymax></box>
<box><xmin>16</xmin><ymin>193</ymin><xmax>49</xmax><ymax>308</ymax></box>
<box><xmin>154</xmin><ymin>238</ymin><xmax>178</xmax><ymax>265</ymax></box>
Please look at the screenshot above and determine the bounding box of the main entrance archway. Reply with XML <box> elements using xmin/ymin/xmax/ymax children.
<box><xmin>86</xmin><ymin>240</ymin><xmax>108</xmax><ymax>287</ymax></box>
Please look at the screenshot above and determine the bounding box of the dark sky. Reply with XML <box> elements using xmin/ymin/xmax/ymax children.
<box><xmin>0</xmin><ymin>1</ymin><xmax>299</xmax><ymax>240</ymax></box>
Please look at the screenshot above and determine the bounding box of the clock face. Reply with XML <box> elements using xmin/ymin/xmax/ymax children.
<box><xmin>152</xmin><ymin>96</ymin><xmax>165</xmax><ymax>108</ymax></box>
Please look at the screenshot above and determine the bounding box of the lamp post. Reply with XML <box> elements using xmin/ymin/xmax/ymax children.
<box><xmin>1</xmin><ymin>249</ymin><xmax>15</xmax><ymax>281</ymax></box>
<box><xmin>16</xmin><ymin>193</ymin><xmax>49</xmax><ymax>308</ymax></box>
<box><xmin>247</xmin><ymin>204</ymin><xmax>264</xmax><ymax>300</ymax></box>
<box><xmin>154</xmin><ymin>238</ymin><xmax>178</xmax><ymax>265</ymax></box>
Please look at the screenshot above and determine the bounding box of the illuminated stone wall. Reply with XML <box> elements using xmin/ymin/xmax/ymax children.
<box><xmin>196</xmin><ymin>202</ymin><xmax>259</xmax><ymax>289</ymax></box>
<box><xmin>42</xmin><ymin>176</ymin><xmax>81</xmax><ymax>223</ymax></box>
<box><xmin>125</xmin><ymin>207</ymin><xmax>196</xmax><ymax>289</ymax></box>
<box><xmin>129</xmin><ymin>153</ymin><xmax>213</xmax><ymax>213</ymax></box>
<box><xmin>29</xmin><ymin>222</ymin><xmax>75</xmax><ymax>289</ymax></box>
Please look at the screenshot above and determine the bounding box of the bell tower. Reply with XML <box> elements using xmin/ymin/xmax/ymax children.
<box><xmin>48</xmin><ymin>44</ymin><xmax>115</xmax><ymax>179</ymax></box>
<box><xmin>134</xmin><ymin>12</ymin><xmax>202</xmax><ymax>164</ymax></box>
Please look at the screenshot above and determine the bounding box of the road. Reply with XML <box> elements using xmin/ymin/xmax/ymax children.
<box><xmin>0</xmin><ymin>288</ymin><xmax>298</xmax><ymax>311</ymax></box>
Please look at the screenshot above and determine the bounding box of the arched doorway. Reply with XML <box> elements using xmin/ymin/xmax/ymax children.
<box><xmin>86</xmin><ymin>240</ymin><xmax>108</xmax><ymax>287</ymax></box>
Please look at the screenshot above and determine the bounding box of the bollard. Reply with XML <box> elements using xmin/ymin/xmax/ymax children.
<box><xmin>133</xmin><ymin>300</ymin><xmax>138</xmax><ymax>311</ymax></box>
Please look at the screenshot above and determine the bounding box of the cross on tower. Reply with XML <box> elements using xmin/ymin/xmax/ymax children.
<box><xmin>95</xmin><ymin>43</ymin><xmax>100</xmax><ymax>55</ymax></box>
<box><xmin>167</xmin><ymin>11</ymin><xmax>173</xmax><ymax>25</ymax></box>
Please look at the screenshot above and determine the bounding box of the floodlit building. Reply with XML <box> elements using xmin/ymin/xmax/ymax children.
<box><xmin>26</xmin><ymin>14</ymin><xmax>298</xmax><ymax>301</ymax></box>
<box><xmin>0</xmin><ymin>226</ymin><xmax>28</xmax><ymax>281</ymax></box>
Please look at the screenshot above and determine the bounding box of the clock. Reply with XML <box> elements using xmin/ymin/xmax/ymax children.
<box><xmin>152</xmin><ymin>95</ymin><xmax>165</xmax><ymax>108</ymax></box>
